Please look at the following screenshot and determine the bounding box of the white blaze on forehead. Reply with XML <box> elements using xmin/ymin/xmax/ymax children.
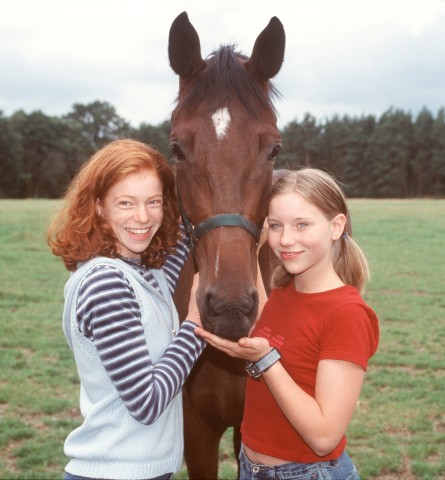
<box><xmin>211</xmin><ymin>107</ymin><xmax>231</xmax><ymax>140</ymax></box>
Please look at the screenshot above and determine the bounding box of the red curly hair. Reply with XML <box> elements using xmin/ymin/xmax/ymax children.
<box><xmin>48</xmin><ymin>139</ymin><xmax>181</xmax><ymax>271</ymax></box>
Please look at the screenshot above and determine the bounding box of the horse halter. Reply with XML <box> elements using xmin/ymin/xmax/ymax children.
<box><xmin>178</xmin><ymin>195</ymin><xmax>262</xmax><ymax>251</ymax></box>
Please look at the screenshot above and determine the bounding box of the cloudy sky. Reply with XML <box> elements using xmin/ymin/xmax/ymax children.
<box><xmin>2</xmin><ymin>0</ymin><xmax>445</xmax><ymax>128</ymax></box>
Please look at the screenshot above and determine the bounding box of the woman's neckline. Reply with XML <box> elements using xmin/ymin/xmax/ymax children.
<box><xmin>118</xmin><ymin>255</ymin><xmax>143</xmax><ymax>266</ymax></box>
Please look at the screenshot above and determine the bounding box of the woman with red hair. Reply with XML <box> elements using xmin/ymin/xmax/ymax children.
<box><xmin>48</xmin><ymin>139</ymin><xmax>204</xmax><ymax>480</ymax></box>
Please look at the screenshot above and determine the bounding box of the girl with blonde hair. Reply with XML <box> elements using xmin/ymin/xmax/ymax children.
<box><xmin>197</xmin><ymin>168</ymin><xmax>379</xmax><ymax>480</ymax></box>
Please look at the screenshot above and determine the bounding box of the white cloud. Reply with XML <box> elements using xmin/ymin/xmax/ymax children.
<box><xmin>1</xmin><ymin>0</ymin><xmax>445</xmax><ymax>126</ymax></box>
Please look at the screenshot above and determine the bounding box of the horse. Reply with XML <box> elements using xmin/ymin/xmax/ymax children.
<box><xmin>169</xmin><ymin>12</ymin><xmax>285</xmax><ymax>479</ymax></box>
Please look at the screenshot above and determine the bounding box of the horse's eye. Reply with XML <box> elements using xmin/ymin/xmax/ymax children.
<box><xmin>269</xmin><ymin>144</ymin><xmax>282</xmax><ymax>161</ymax></box>
<box><xmin>170</xmin><ymin>142</ymin><xmax>186</xmax><ymax>162</ymax></box>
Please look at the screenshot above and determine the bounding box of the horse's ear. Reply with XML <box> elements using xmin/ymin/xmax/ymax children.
<box><xmin>245</xmin><ymin>17</ymin><xmax>285</xmax><ymax>81</ymax></box>
<box><xmin>168</xmin><ymin>11</ymin><xmax>206</xmax><ymax>79</ymax></box>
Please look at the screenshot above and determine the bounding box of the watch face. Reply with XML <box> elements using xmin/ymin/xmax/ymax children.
<box><xmin>245</xmin><ymin>362</ymin><xmax>261</xmax><ymax>380</ymax></box>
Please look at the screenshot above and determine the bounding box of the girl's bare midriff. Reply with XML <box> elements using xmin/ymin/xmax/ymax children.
<box><xmin>244</xmin><ymin>445</ymin><xmax>292</xmax><ymax>466</ymax></box>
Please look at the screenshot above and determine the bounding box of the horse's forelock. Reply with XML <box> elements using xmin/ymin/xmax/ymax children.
<box><xmin>176</xmin><ymin>46</ymin><xmax>279</xmax><ymax>118</ymax></box>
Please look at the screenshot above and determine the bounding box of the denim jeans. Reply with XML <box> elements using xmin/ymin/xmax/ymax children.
<box><xmin>239</xmin><ymin>446</ymin><xmax>360</xmax><ymax>480</ymax></box>
<box><xmin>63</xmin><ymin>472</ymin><xmax>172</xmax><ymax>480</ymax></box>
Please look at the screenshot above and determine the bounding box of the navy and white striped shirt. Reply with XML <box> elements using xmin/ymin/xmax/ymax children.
<box><xmin>76</xmin><ymin>234</ymin><xmax>205</xmax><ymax>425</ymax></box>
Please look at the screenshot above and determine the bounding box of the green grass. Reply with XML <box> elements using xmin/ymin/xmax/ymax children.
<box><xmin>346</xmin><ymin>199</ymin><xmax>445</xmax><ymax>480</ymax></box>
<box><xmin>0</xmin><ymin>198</ymin><xmax>444</xmax><ymax>479</ymax></box>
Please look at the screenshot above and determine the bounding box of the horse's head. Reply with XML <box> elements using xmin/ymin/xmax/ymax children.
<box><xmin>168</xmin><ymin>12</ymin><xmax>285</xmax><ymax>340</ymax></box>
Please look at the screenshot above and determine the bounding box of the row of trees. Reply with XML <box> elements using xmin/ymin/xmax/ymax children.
<box><xmin>1</xmin><ymin>100</ymin><xmax>444</xmax><ymax>198</ymax></box>
<box><xmin>0</xmin><ymin>101</ymin><xmax>171</xmax><ymax>199</ymax></box>
<box><xmin>278</xmin><ymin>108</ymin><xmax>445</xmax><ymax>198</ymax></box>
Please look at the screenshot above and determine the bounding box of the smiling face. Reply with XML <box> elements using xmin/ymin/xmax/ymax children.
<box><xmin>97</xmin><ymin>170</ymin><xmax>164</xmax><ymax>259</ymax></box>
<box><xmin>267</xmin><ymin>191</ymin><xmax>346</xmax><ymax>291</ymax></box>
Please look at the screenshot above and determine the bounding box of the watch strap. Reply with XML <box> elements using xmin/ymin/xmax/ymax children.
<box><xmin>256</xmin><ymin>348</ymin><xmax>281</xmax><ymax>371</ymax></box>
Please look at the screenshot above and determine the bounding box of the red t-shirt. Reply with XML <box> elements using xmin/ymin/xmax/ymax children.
<box><xmin>242</xmin><ymin>283</ymin><xmax>379</xmax><ymax>463</ymax></box>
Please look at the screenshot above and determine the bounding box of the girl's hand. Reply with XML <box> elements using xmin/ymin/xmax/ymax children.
<box><xmin>194</xmin><ymin>327</ymin><xmax>271</xmax><ymax>362</ymax></box>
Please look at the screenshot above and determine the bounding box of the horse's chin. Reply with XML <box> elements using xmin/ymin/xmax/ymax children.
<box><xmin>203</xmin><ymin>316</ymin><xmax>253</xmax><ymax>342</ymax></box>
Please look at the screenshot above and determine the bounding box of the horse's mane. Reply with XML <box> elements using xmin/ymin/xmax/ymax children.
<box><xmin>175</xmin><ymin>45</ymin><xmax>280</xmax><ymax>118</ymax></box>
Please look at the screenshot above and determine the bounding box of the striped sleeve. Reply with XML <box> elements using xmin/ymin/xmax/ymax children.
<box><xmin>162</xmin><ymin>229</ymin><xmax>190</xmax><ymax>294</ymax></box>
<box><xmin>76</xmin><ymin>265</ymin><xmax>205</xmax><ymax>425</ymax></box>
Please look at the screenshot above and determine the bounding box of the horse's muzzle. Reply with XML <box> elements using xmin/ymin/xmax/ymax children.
<box><xmin>200</xmin><ymin>286</ymin><xmax>258</xmax><ymax>341</ymax></box>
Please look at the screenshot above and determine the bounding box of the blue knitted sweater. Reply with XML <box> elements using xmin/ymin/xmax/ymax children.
<box><xmin>63</xmin><ymin>257</ymin><xmax>204</xmax><ymax>479</ymax></box>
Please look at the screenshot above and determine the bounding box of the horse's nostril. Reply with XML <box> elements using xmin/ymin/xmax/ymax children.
<box><xmin>203</xmin><ymin>288</ymin><xmax>223</xmax><ymax>317</ymax></box>
<box><xmin>245</xmin><ymin>287</ymin><xmax>259</xmax><ymax>315</ymax></box>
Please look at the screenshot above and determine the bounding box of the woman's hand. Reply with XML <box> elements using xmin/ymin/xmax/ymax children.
<box><xmin>187</xmin><ymin>273</ymin><xmax>202</xmax><ymax>327</ymax></box>
<box><xmin>194</xmin><ymin>328</ymin><xmax>271</xmax><ymax>362</ymax></box>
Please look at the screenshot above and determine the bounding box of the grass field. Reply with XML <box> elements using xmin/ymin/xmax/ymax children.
<box><xmin>0</xmin><ymin>198</ymin><xmax>444</xmax><ymax>479</ymax></box>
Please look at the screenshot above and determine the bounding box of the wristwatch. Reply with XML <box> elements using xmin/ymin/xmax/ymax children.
<box><xmin>245</xmin><ymin>348</ymin><xmax>281</xmax><ymax>380</ymax></box>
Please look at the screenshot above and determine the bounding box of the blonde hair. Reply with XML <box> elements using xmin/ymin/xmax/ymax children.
<box><xmin>270</xmin><ymin>168</ymin><xmax>370</xmax><ymax>293</ymax></box>
<box><xmin>48</xmin><ymin>139</ymin><xmax>181</xmax><ymax>271</ymax></box>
